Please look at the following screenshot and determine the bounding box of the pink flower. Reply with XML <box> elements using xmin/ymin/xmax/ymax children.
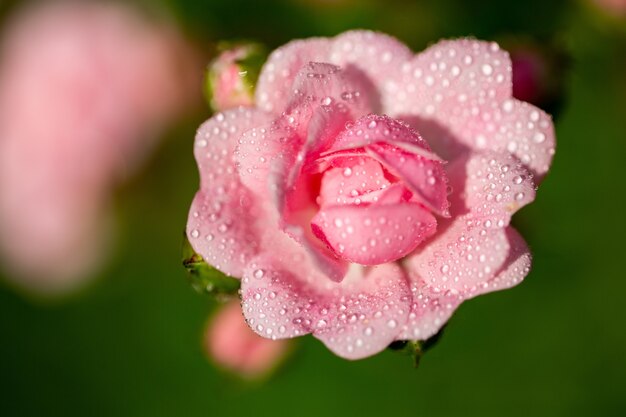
<box><xmin>187</xmin><ymin>31</ymin><xmax>555</xmax><ymax>359</ymax></box>
<box><xmin>0</xmin><ymin>1</ymin><xmax>201</xmax><ymax>294</ymax></box>
<box><xmin>593</xmin><ymin>0</ymin><xmax>626</xmax><ymax>17</ymax></box>
<box><xmin>205</xmin><ymin>301</ymin><xmax>290</xmax><ymax>378</ymax></box>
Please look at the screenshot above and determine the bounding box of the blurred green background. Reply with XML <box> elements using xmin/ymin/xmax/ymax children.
<box><xmin>1</xmin><ymin>0</ymin><xmax>626</xmax><ymax>416</ymax></box>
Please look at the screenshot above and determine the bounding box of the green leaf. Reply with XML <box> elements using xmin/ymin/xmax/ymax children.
<box><xmin>181</xmin><ymin>233</ymin><xmax>240</xmax><ymax>300</ymax></box>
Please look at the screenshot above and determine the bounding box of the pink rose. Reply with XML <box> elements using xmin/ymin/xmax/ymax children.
<box><xmin>186</xmin><ymin>31</ymin><xmax>555</xmax><ymax>359</ymax></box>
<box><xmin>0</xmin><ymin>1</ymin><xmax>201</xmax><ymax>294</ymax></box>
<box><xmin>205</xmin><ymin>300</ymin><xmax>290</xmax><ymax>379</ymax></box>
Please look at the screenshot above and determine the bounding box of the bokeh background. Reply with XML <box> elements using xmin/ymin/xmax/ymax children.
<box><xmin>1</xmin><ymin>0</ymin><xmax>625</xmax><ymax>416</ymax></box>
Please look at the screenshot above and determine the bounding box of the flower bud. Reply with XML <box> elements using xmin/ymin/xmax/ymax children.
<box><xmin>204</xmin><ymin>301</ymin><xmax>290</xmax><ymax>379</ymax></box>
<box><xmin>503</xmin><ymin>38</ymin><xmax>569</xmax><ymax>116</ymax></box>
<box><xmin>205</xmin><ymin>42</ymin><xmax>267</xmax><ymax>112</ymax></box>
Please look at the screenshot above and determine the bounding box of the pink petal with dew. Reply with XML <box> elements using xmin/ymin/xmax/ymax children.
<box><xmin>241</xmin><ymin>250</ymin><xmax>411</xmax><ymax>359</ymax></box>
<box><xmin>255</xmin><ymin>38</ymin><xmax>331</xmax><ymax>114</ymax></box>
<box><xmin>329</xmin><ymin>114</ymin><xmax>432</xmax><ymax>154</ymax></box>
<box><xmin>234</xmin><ymin>119</ymin><xmax>302</xmax><ymax>196</ymax></box>
<box><xmin>447</xmin><ymin>151</ymin><xmax>536</xmax><ymax>224</ymax></box>
<box><xmin>404</xmin><ymin>214</ymin><xmax>511</xmax><ymax>292</ymax></box>
<box><xmin>187</xmin><ymin>107</ymin><xmax>271</xmax><ymax>277</ymax></box>
<box><xmin>311</xmin><ymin>203</ymin><xmax>436</xmax><ymax>265</ymax></box>
<box><xmin>317</xmin><ymin>158</ymin><xmax>392</xmax><ymax>207</ymax></box>
<box><xmin>384</xmin><ymin>39</ymin><xmax>554</xmax><ymax>179</ymax></box>
<box><xmin>328</xmin><ymin>30</ymin><xmax>413</xmax><ymax>109</ymax></box>
<box><xmin>286</xmin><ymin>61</ymin><xmax>376</xmax><ymax>118</ymax></box>
<box><xmin>327</xmin><ymin>114</ymin><xmax>450</xmax><ymax>215</ymax></box>
<box><xmin>398</xmin><ymin>227</ymin><xmax>531</xmax><ymax>340</ymax></box>
<box><xmin>367</xmin><ymin>143</ymin><xmax>450</xmax><ymax>216</ymax></box>
<box><xmin>237</xmin><ymin>61</ymin><xmax>371</xmax><ymax>195</ymax></box>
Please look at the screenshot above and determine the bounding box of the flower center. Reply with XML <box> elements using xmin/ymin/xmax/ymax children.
<box><xmin>302</xmin><ymin>114</ymin><xmax>450</xmax><ymax>266</ymax></box>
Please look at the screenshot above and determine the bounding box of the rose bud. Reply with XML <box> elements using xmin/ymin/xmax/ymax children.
<box><xmin>205</xmin><ymin>42</ymin><xmax>267</xmax><ymax>112</ymax></box>
<box><xmin>204</xmin><ymin>300</ymin><xmax>290</xmax><ymax>379</ymax></box>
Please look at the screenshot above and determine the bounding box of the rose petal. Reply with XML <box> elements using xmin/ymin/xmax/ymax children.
<box><xmin>398</xmin><ymin>226</ymin><xmax>531</xmax><ymax>340</ymax></box>
<box><xmin>240</xmin><ymin>253</ymin><xmax>411</xmax><ymax>359</ymax></box>
<box><xmin>404</xmin><ymin>214</ymin><xmax>511</xmax><ymax>292</ymax></box>
<box><xmin>330</xmin><ymin>114</ymin><xmax>432</xmax><ymax>154</ymax></box>
<box><xmin>326</xmin><ymin>114</ymin><xmax>450</xmax><ymax>215</ymax></box>
<box><xmin>255</xmin><ymin>38</ymin><xmax>331</xmax><ymax>114</ymax></box>
<box><xmin>367</xmin><ymin>143</ymin><xmax>450</xmax><ymax>216</ymax></box>
<box><xmin>235</xmin><ymin>119</ymin><xmax>301</xmax><ymax>196</ymax></box>
<box><xmin>385</xmin><ymin>39</ymin><xmax>555</xmax><ymax>179</ymax></box>
<box><xmin>311</xmin><ymin>203</ymin><xmax>437</xmax><ymax>265</ymax></box>
<box><xmin>187</xmin><ymin>107</ymin><xmax>271</xmax><ymax>277</ymax></box>
<box><xmin>317</xmin><ymin>157</ymin><xmax>392</xmax><ymax>207</ymax></box>
<box><xmin>238</xmin><ymin>62</ymin><xmax>374</xmax><ymax>195</ymax></box>
<box><xmin>329</xmin><ymin>30</ymin><xmax>413</xmax><ymax>110</ymax></box>
<box><xmin>447</xmin><ymin>151</ymin><xmax>536</xmax><ymax>225</ymax></box>
<box><xmin>286</xmin><ymin>61</ymin><xmax>376</xmax><ymax>118</ymax></box>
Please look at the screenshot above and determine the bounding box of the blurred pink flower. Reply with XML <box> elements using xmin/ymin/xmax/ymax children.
<box><xmin>204</xmin><ymin>300</ymin><xmax>290</xmax><ymax>378</ymax></box>
<box><xmin>187</xmin><ymin>31</ymin><xmax>556</xmax><ymax>359</ymax></box>
<box><xmin>594</xmin><ymin>0</ymin><xmax>626</xmax><ymax>16</ymax></box>
<box><xmin>0</xmin><ymin>1</ymin><xmax>201</xmax><ymax>294</ymax></box>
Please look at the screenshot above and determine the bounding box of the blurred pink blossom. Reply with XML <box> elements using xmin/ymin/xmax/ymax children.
<box><xmin>0</xmin><ymin>1</ymin><xmax>201</xmax><ymax>294</ymax></box>
<box><xmin>594</xmin><ymin>0</ymin><xmax>626</xmax><ymax>16</ymax></box>
<box><xmin>204</xmin><ymin>301</ymin><xmax>290</xmax><ymax>379</ymax></box>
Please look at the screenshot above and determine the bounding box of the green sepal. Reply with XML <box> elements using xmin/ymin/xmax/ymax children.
<box><xmin>388</xmin><ymin>325</ymin><xmax>446</xmax><ymax>368</ymax></box>
<box><xmin>182</xmin><ymin>233</ymin><xmax>240</xmax><ymax>300</ymax></box>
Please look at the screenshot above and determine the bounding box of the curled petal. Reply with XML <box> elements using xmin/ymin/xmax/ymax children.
<box><xmin>317</xmin><ymin>158</ymin><xmax>392</xmax><ymax>207</ymax></box>
<box><xmin>327</xmin><ymin>115</ymin><xmax>450</xmax><ymax>215</ymax></box>
<box><xmin>367</xmin><ymin>143</ymin><xmax>450</xmax><ymax>216</ymax></box>
<box><xmin>311</xmin><ymin>203</ymin><xmax>436</xmax><ymax>265</ymax></box>
<box><xmin>240</xmin><ymin>254</ymin><xmax>411</xmax><ymax>360</ymax></box>
<box><xmin>330</xmin><ymin>114</ymin><xmax>432</xmax><ymax>154</ymax></box>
